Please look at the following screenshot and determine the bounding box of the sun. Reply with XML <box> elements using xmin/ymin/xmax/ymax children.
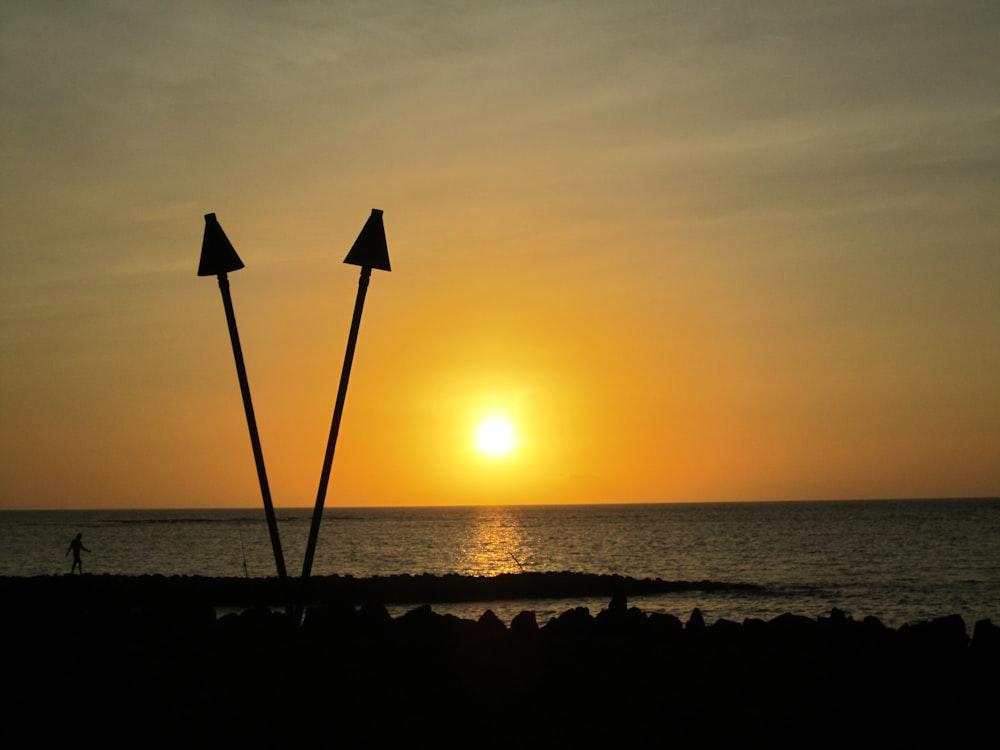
<box><xmin>475</xmin><ymin>416</ymin><xmax>517</xmax><ymax>457</ymax></box>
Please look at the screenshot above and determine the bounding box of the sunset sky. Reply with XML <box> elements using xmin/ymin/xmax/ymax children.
<box><xmin>2</xmin><ymin>1</ymin><xmax>998</xmax><ymax>510</ymax></box>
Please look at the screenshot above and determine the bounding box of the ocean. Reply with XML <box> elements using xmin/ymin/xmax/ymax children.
<box><xmin>2</xmin><ymin>498</ymin><xmax>998</xmax><ymax>628</ymax></box>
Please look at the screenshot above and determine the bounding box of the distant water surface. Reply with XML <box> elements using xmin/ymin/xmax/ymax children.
<box><xmin>2</xmin><ymin>499</ymin><xmax>997</xmax><ymax>628</ymax></box>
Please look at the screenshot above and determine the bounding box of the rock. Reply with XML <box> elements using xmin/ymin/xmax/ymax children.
<box><xmin>510</xmin><ymin>609</ymin><xmax>539</xmax><ymax>639</ymax></box>
<box><xmin>898</xmin><ymin>614</ymin><xmax>968</xmax><ymax>655</ymax></box>
<box><xmin>477</xmin><ymin>608</ymin><xmax>508</xmax><ymax>637</ymax></box>
<box><xmin>685</xmin><ymin>607</ymin><xmax>705</xmax><ymax>631</ymax></box>
<box><xmin>971</xmin><ymin>618</ymin><xmax>1000</xmax><ymax>657</ymax></box>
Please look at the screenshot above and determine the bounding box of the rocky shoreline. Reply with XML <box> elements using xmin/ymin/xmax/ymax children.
<box><xmin>3</xmin><ymin>573</ymin><xmax>997</xmax><ymax>746</ymax></box>
<box><xmin>0</xmin><ymin>571</ymin><xmax>763</xmax><ymax>609</ymax></box>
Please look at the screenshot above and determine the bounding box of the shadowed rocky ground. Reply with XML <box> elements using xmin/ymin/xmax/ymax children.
<box><xmin>3</xmin><ymin>574</ymin><xmax>997</xmax><ymax>747</ymax></box>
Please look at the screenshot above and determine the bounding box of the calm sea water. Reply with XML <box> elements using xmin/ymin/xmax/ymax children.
<box><xmin>2</xmin><ymin>499</ymin><xmax>998</xmax><ymax>628</ymax></box>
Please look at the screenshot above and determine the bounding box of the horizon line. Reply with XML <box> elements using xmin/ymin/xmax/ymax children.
<box><xmin>3</xmin><ymin>496</ymin><xmax>998</xmax><ymax>513</ymax></box>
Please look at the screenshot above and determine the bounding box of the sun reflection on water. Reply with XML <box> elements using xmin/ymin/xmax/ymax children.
<box><xmin>460</xmin><ymin>506</ymin><xmax>533</xmax><ymax>576</ymax></box>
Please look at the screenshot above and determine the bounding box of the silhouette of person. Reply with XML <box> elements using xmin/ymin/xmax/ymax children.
<box><xmin>66</xmin><ymin>533</ymin><xmax>90</xmax><ymax>574</ymax></box>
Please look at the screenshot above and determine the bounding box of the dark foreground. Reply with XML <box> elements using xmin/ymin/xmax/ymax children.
<box><xmin>3</xmin><ymin>574</ymin><xmax>997</xmax><ymax>747</ymax></box>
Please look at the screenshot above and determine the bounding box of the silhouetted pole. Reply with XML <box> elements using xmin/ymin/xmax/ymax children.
<box><xmin>198</xmin><ymin>213</ymin><xmax>288</xmax><ymax>583</ymax></box>
<box><xmin>300</xmin><ymin>209</ymin><xmax>391</xmax><ymax>585</ymax></box>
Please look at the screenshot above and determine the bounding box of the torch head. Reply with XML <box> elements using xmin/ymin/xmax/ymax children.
<box><xmin>198</xmin><ymin>213</ymin><xmax>246</xmax><ymax>276</ymax></box>
<box><xmin>343</xmin><ymin>209</ymin><xmax>391</xmax><ymax>272</ymax></box>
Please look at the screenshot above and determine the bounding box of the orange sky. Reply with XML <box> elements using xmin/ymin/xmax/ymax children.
<box><xmin>2</xmin><ymin>1</ymin><xmax>998</xmax><ymax>509</ymax></box>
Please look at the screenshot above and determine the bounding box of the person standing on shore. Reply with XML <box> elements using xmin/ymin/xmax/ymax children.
<box><xmin>66</xmin><ymin>533</ymin><xmax>89</xmax><ymax>574</ymax></box>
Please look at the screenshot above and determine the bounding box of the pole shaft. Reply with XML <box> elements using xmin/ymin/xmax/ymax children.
<box><xmin>218</xmin><ymin>274</ymin><xmax>288</xmax><ymax>582</ymax></box>
<box><xmin>300</xmin><ymin>266</ymin><xmax>372</xmax><ymax>582</ymax></box>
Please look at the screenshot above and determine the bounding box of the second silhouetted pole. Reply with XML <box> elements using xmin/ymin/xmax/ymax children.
<box><xmin>300</xmin><ymin>209</ymin><xmax>391</xmax><ymax>590</ymax></box>
<box><xmin>198</xmin><ymin>213</ymin><xmax>288</xmax><ymax>584</ymax></box>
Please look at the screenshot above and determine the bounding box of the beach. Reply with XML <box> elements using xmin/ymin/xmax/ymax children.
<box><xmin>4</xmin><ymin>573</ymin><xmax>997</xmax><ymax>747</ymax></box>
